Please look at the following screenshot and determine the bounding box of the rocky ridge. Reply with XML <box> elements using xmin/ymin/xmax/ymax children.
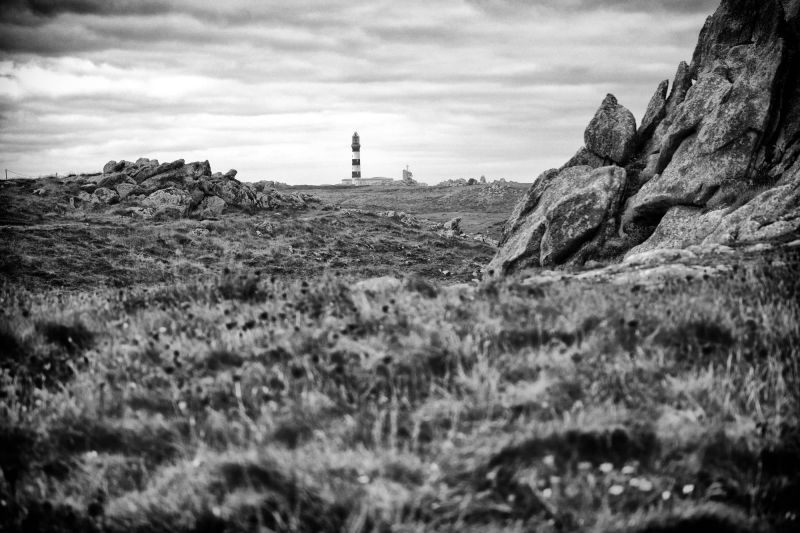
<box><xmin>66</xmin><ymin>157</ymin><xmax>315</xmax><ymax>219</ymax></box>
<box><xmin>489</xmin><ymin>0</ymin><xmax>800</xmax><ymax>276</ymax></box>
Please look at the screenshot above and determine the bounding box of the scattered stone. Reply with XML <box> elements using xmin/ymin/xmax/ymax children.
<box><xmin>377</xmin><ymin>211</ymin><xmax>423</xmax><ymax>228</ymax></box>
<box><xmin>444</xmin><ymin>217</ymin><xmax>462</xmax><ymax>233</ymax></box>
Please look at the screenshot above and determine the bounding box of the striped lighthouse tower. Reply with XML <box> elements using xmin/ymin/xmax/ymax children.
<box><xmin>351</xmin><ymin>132</ymin><xmax>361</xmax><ymax>181</ymax></box>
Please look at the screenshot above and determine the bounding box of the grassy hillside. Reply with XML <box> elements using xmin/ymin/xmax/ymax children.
<box><xmin>290</xmin><ymin>183</ymin><xmax>529</xmax><ymax>238</ymax></box>
<box><xmin>1</xmin><ymin>177</ymin><xmax>799</xmax><ymax>532</ymax></box>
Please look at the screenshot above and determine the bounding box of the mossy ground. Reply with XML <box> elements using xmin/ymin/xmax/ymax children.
<box><xmin>1</xmin><ymin>178</ymin><xmax>798</xmax><ymax>532</ymax></box>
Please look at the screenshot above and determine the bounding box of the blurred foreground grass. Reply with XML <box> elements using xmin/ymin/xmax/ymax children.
<box><xmin>1</xmin><ymin>240</ymin><xmax>798</xmax><ymax>532</ymax></box>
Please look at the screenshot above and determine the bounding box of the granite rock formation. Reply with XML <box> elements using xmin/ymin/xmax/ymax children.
<box><xmin>74</xmin><ymin>157</ymin><xmax>316</xmax><ymax>218</ymax></box>
<box><xmin>491</xmin><ymin>0</ymin><xmax>800</xmax><ymax>276</ymax></box>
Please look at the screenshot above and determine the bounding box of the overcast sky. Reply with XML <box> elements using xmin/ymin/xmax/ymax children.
<box><xmin>0</xmin><ymin>0</ymin><xmax>717</xmax><ymax>184</ymax></box>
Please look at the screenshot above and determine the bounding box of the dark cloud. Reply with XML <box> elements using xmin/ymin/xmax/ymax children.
<box><xmin>25</xmin><ymin>0</ymin><xmax>171</xmax><ymax>17</ymax></box>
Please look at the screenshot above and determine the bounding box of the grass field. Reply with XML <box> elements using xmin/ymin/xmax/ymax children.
<box><xmin>290</xmin><ymin>183</ymin><xmax>530</xmax><ymax>238</ymax></box>
<box><xmin>1</xmin><ymin>177</ymin><xmax>799</xmax><ymax>532</ymax></box>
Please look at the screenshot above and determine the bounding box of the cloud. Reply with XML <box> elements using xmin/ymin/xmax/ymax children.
<box><xmin>466</xmin><ymin>0</ymin><xmax>719</xmax><ymax>16</ymax></box>
<box><xmin>0</xmin><ymin>0</ymin><xmax>714</xmax><ymax>183</ymax></box>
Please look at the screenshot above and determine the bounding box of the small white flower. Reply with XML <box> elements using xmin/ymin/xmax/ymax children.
<box><xmin>662</xmin><ymin>490</ymin><xmax>671</xmax><ymax>500</ymax></box>
<box><xmin>599</xmin><ymin>462</ymin><xmax>613</xmax><ymax>474</ymax></box>
<box><xmin>542</xmin><ymin>488</ymin><xmax>552</xmax><ymax>499</ymax></box>
<box><xmin>577</xmin><ymin>461</ymin><xmax>592</xmax><ymax>472</ymax></box>
<box><xmin>357</xmin><ymin>474</ymin><xmax>370</xmax><ymax>484</ymax></box>
<box><xmin>622</xmin><ymin>465</ymin><xmax>636</xmax><ymax>475</ymax></box>
<box><xmin>682</xmin><ymin>484</ymin><xmax>694</xmax><ymax>495</ymax></box>
<box><xmin>608</xmin><ymin>484</ymin><xmax>624</xmax><ymax>496</ymax></box>
<box><xmin>543</xmin><ymin>454</ymin><xmax>555</xmax><ymax>467</ymax></box>
<box><xmin>630</xmin><ymin>478</ymin><xmax>653</xmax><ymax>492</ymax></box>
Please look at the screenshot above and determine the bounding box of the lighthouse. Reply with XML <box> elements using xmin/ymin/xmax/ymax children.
<box><xmin>351</xmin><ymin>132</ymin><xmax>361</xmax><ymax>181</ymax></box>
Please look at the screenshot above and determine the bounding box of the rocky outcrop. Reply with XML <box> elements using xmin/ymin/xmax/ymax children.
<box><xmin>488</xmin><ymin>165</ymin><xmax>626</xmax><ymax>275</ymax></box>
<box><xmin>491</xmin><ymin>0</ymin><xmax>800</xmax><ymax>275</ymax></box>
<box><xmin>84</xmin><ymin>157</ymin><xmax>316</xmax><ymax>218</ymax></box>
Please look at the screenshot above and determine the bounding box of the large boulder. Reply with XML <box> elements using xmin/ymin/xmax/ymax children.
<box><xmin>141</xmin><ymin>187</ymin><xmax>192</xmax><ymax>219</ymax></box>
<box><xmin>137</xmin><ymin>160</ymin><xmax>191</xmax><ymax>193</ymax></box>
<box><xmin>584</xmin><ymin>94</ymin><xmax>638</xmax><ymax>165</ymax></box>
<box><xmin>186</xmin><ymin>160</ymin><xmax>212</xmax><ymax>178</ymax></box>
<box><xmin>488</xmin><ymin>165</ymin><xmax>627</xmax><ymax>275</ymax></box>
<box><xmin>102</xmin><ymin>160</ymin><xmax>124</xmax><ymax>174</ymax></box>
<box><xmin>208</xmin><ymin>177</ymin><xmax>257</xmax><ymax>209</ymax></box>
<box><xmin>96</xmin><ymin>172</ymin><xmax>135</xmax><ymax>189</ymax></box>
<box><xmin>115</xmin><ymin>182</ymin><xmax>138</xmax><ymax>200</ymax></box>
<box><xmin>625</xmin><ymin>206</ymin><xmax>726</xmax><ymax>258</ymax></box>
<box><xmin>126</xmin><ymin>159</ymin><xmax>162</xmax><ymax>183</ymax></box>
<box><xmin>196</xmin><ymin>195</ymin><xmax>226</xmax><ymax>218</ymax></box>
<box><xmin>704</xmin><ymin>163</ymin><xmax>800</xmax><ymax>245</ymax></box>
<box><xmin>136</xmin><ymin>159</ymin><xmax>212</xmax><ymax>193</ymax></box>
<box><xmin>91</xmin><ymin>187</ymin><xmax>119</xmax><ymax>205</ymax></box>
